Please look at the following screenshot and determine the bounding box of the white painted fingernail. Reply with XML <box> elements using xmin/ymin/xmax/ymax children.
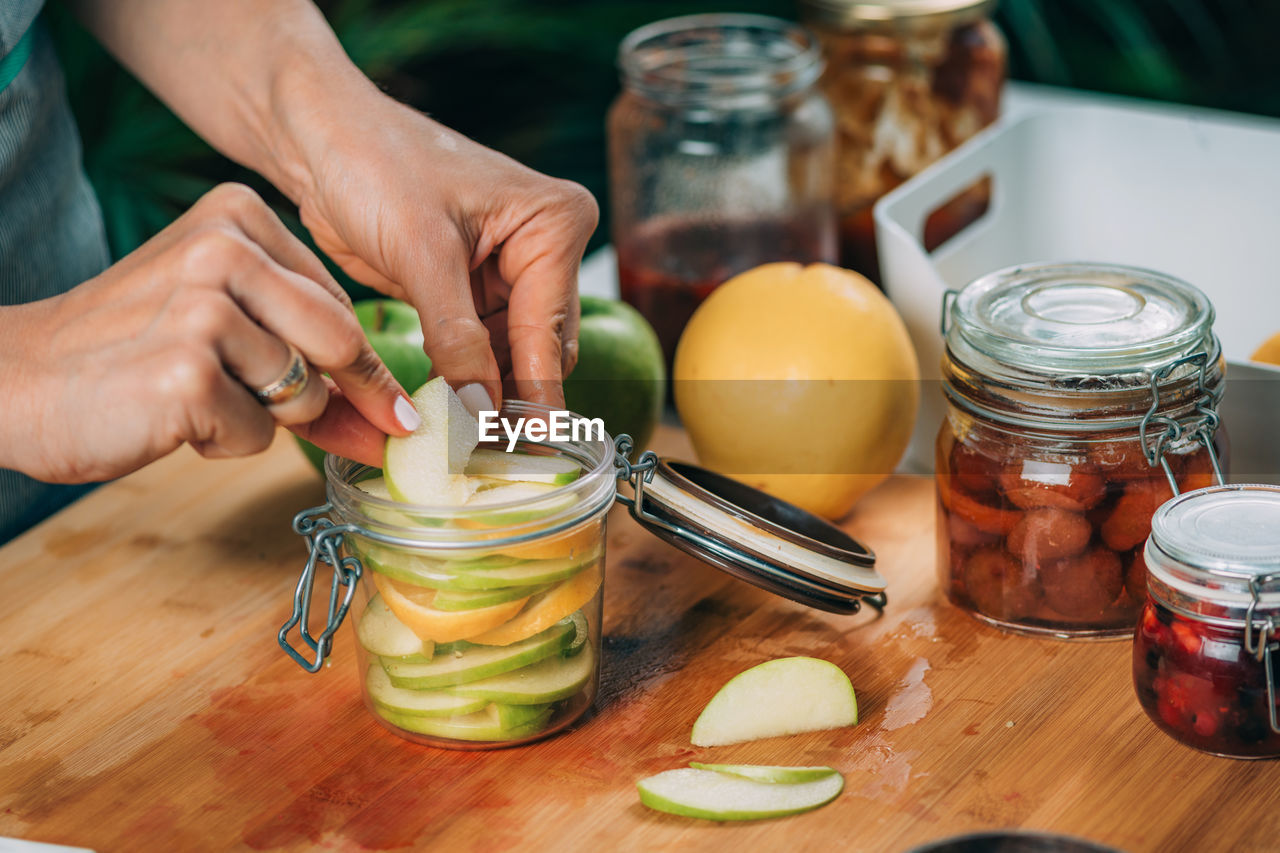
<box><xmin>395</xmin><ymin>395</ymin><xmax>421</xmax><ymax>431</ymax></box>
<box><xmin>457</xmin><ymin>383</ymin><xmax>494</xmax><ymax>418</ymax></box>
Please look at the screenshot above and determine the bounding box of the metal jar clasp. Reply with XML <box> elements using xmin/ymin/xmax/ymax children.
<box><xmin>278</xmin><ymin>507</ymin><xmax>363</xmax><ymax>673</ymax></box>
<box><xmin>1138</xmin><ymin>351</ymin><xmax>1226</xmax><ymax>495</ymax></box>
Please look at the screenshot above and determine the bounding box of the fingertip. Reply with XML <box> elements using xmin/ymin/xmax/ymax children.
<box><xmin>394</xmin><ymin>394</ymin><xmax>421</xmax><ymax>432</ymax></box>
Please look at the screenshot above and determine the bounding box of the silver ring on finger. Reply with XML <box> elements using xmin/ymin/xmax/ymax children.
<box><xmin>252</xmin><ymin>343</ymin><xmax>310</xmax><ymax>406</ymax></box>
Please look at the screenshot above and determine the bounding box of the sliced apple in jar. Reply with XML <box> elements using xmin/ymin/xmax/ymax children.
<box><xmin>637</xmin><ymin>767</ymin><xmax>844</xmax><ymax>821</ymax></box>
<box><xmin>446</xmin><ymin>641</ymin><xmax>595</xmax><ymax>705</ymax></box>
<box><xmin>459</xmin><ymin>481</ymin><xmax>577</xmax><ymax>527</ymax></box>
<box><xmin>364</xmin><ymin>664</ymin><xmax>487</xmax><ymax>718</ymax></box>
<box><xmin>362</xmin><ymin>546</ymin><xmax>596</xmax><ymax>591</ymax></box>
<box><xmin>465</xmin><ymin>448</ymin><xmax>582</xmax><ymax>485</ymax></box>
<box><xmin>378</xmin><ymin>702</ymin><xmax>553</xmax><ymax>741</ymax></box>
<box><xmin>382</xmin><ymin>619</ymin><xmax>575</xmax><ymax>689</ymax></box>
<box><xmin>431</xmin><ymin>584</ymin><xmax>553</xmax><ymax>611</ymax></box>
<box><xmin>690</xmin><ymin>657</ymin><xmax>858</xmax><ymax>747</ymax></box>
<box><xmin>356</xmin><ymin>594</ymin><xmax>433</xmax><ymax>659</ymax></box>
<box><xmin>372</xmin><ymin>573</ymin><xmax>529</xmax><ymax>643</ymax></box>
<box><xmin>468</xmin><ymin>563</ymin><xmax>602</xmax><ymax>646</ymax></box>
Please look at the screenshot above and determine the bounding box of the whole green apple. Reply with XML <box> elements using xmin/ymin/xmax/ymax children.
<box><xmin>295</xmin><ymin>299</ymin><xmax>433</xmax><ymax>474</ymax></box>
<box><xmin>563</xmin><ymin>296</ymin><xmax>665</xmax><ymax>451</ymax></box>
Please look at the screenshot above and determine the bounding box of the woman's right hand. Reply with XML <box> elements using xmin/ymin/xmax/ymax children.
<box><xmin>0</xmin><ymin>183</ymin><xmax>417</xmax><ymax>484</ymax></box>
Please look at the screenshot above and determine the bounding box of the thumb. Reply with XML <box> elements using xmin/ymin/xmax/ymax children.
<box><xmin>416</xmin><ymin>258</ymin><xmax>502</xmax><ymax>418</ymax></box>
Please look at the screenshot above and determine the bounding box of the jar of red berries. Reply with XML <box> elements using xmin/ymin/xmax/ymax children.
<box><xmin>937</xmin><ymin>263</ymin><xmax>1227</xmax><ymax>638</ymax></box>
<box><xmin>1133</xmin><ymin>484</ymin><xmax>1280</xmax><ymax>758</ymax></box>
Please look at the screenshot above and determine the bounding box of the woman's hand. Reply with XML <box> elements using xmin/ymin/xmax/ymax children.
<box><xmin>0</xmin><ymin>184</ymin><xmax>416</xmax><ymax>484</ymax></box>
<box><xmin>71</xmin><ymin>0</ymin><xmax>598</xmax><ymax>416</ymax></box>
<box><xmin>293</xmin><ymin>100</ymin><xmax>598</xmax><ymax>416</ymax></box>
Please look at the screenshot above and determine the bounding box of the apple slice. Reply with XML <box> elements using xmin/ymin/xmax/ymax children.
<box><xmin>690</xmin><ymin>657</ymin><xmax>857</xmax><ymax>747</ymax></box>
<box><xmin>377</xmin><ymin>702</ymin><xmax>553</xmax><ymax>741</ymax></box>
<box><xmin>383</xmin><ymin>619</ymin><xmax>574</xmax><ymax>689</ymax></box>
<box><xmin>364</xmin><ymin>546</ymin><xmax>596</xmax><ymax>591</ymax></box>
<box><xmin>447</xmin><ymin>641</ymin><xmax>595</xmax><ymax>704</ymax></box>
<box><xmin>372</xmin><ymin>573</ymin><xmax>529</xmax><ymax>643</ymax></box>
<box><xmin>688</xmin><ymin>763</ymin><xmax>839</xmax><ymax>784</ymax></box>
<box><xmin>384</xmin><ymin>378</ymin><xmax>479</xmax><ymax>506</ymax></box>
<box><xmin>461</xmin><ymin>481</ymin><xmax>577</xmax><ymax>526</ymax></box>
<box><xmin>637</xmin><ymin>768</ymin><xmax>844</xmax><ymax>821</ymax></box>
<box><xmin>465</xmin><ymin>448</ymin><xmax>582</xmax><ymax>485</ymax></box>
<box><xmin>431</xmin><ymin>583</ymin><xmax>553</xmax><ymax>611</ymax></box>
<box><xmin>365</xmin><ymin>664</ymin><xmax>487</xmax><ymax>717</ymax></box>
<box><xmin>468</xmin><ymin>564</ymin><xmax>602</xmax><ymax>646</ymax></box>
<box><xmin>356</xmin><ymin>593</ymin><xmax>434</xmax><ymax>658</ymax></box>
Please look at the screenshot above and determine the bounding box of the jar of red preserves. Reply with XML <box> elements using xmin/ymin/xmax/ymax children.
<box><xmin>798</xmin><ymin>0</ymin><xmax>1005</xmax><ymax>282</ymax></box>
<box><xmin>607</xmin><ymin>15</ymin><xmax>837</xmax><ymax>370</ymax></box>
<box><xmin>938</xmin><ymin>263</ymin><xmax>1226</xmax><ymax>638</ymax></box>
<box><xmin>1133</xmin><ymin>485</ymin><xmax>1280</xmax><ymax>758</ymax></box>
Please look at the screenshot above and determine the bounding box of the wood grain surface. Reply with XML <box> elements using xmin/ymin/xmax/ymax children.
<box><xmin>1</xmin><ymin>425</ymin><xmax>1277</xmax><ymax>853</ymax></box>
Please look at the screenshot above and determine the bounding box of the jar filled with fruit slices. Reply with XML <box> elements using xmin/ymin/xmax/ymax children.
<box><xmin>1133</xmin><ymin>485</ymin><xmax>1280</xmax><ymax>758</ymax></box>
<box><xmin>280</xmin><ymin>384</ymin><xmax>890</xmax><ymax>747</ymax></box>
<box><xmin>291</xmin><ymin>399</ymin><xmax>614</xmax><ymax>748</ymax></box>
<box><xmin>938</xmin><ymin>263</ymin><xmax>1227</xmax><ymax>638</ymax></box>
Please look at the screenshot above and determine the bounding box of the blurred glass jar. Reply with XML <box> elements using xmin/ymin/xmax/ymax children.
<box><xmin>608</xmin><ymin>14</ymin><xmax>837</xmax><ymax>370</ymax></box>
<box><xmin>798</xmin><ymin>0</ymin><xmax>1006</xmax><ymax>281</ymax></box>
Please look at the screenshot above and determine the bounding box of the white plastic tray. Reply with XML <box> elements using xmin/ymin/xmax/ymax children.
<box><xmin>876</xmin><ymin>90</ymin><xmax>1280</xmax><ymax>479</ymax></box>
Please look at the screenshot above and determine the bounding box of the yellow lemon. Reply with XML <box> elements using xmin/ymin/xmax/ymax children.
<box><xmin>1252</xmin><ymin>331</ymin><xmax>1280</xmax><ymax>366</ymax></box>
<box><xmin>673</xmin><ymin>263</ymin><xmax>919</xmax><ymax>520</ymax></box>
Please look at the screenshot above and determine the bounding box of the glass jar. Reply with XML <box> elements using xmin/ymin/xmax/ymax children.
<box><xmin>608</xmin><ymin>14</ymin><xmax>837</xmax><ymax>370</ymax></box>
<box><xmin>292</xmin><ymin>401</ymin><xmax>615</xmax><ymax>749</ymax></box>
<box><xmin>798</xmin><ymin>0</ymin><xmax>1006</xmax><ymax>281</ymax></box>
<box><xmin>280</xmin><ymin>407</ymin><xmax>892</xmax><ymax>749</ymax></box>
<box><xmin>938</xmin><ymin>263</ymin><xmax>1227</xmax><ymax>638</ymax></box>
<box><xmin>1133</xmin><ymin>485</ymin><xmax>1280</xmax><ymax>759</ymax></box>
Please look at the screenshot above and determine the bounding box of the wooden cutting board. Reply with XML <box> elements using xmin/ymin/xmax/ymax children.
<box><xmin>0</xmin><ymin>426</ymin><xmax>1276</xmax><ymax>853</ymax></box>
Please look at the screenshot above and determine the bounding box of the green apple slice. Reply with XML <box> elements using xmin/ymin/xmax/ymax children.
<box><xmin>383</xmin><ymin>620</ymin><xmax>574</xmax><ymax>689</ymax></box>
<box><xmin>432</xmin><ymin>583</ymin><xmax>553</xmax><ymax>611</ymax></box>
<box><xmin>357</xmin><ymin>594</ymin><xmax>433</xmax><ymax>658</ymax></box>
<box><xmin>463</xmin><ymin>481</ymin><xmax>576</xmax><ymax>526</ymax></box>
<box><xmin>365</xmin><ymin>664</ymin><xmax>487</xmax><ymax>717</ymax></box>
<box><xmin>637</xmin><ymin>768</ymin><xmax>844</xmax><ymax>821</ymax></box>
<box><xmin>446</xmin><ymin>641</ymin><xmax>595</xmax><ymax>704</ymax></box>
<box><xmin>365</xmin><ymin>547</ymin><xmax>596</xmax><ymax>591</ymax></box>
<box><xmin>493</xmin><ymin>701</ymin><xmax>554</xmax><ymax>729</ymax></box>
<box><xmin>354</xmin><ymin>478</ymin><xmax>422</xmax><ymax>527</ymax></box>
<box><xmin>690</xmin><ymin>657</ymin><xmax>857</xmax><ymax>747</ymax></box>
<box><xmin>465</xmin><ymin>448</ymin><xmax>582</xmax><ymax>485</ymax></box>
<box><xmin>561</xmin><ymin>611</ymin><xmax>589</xmax><ymax>658</ymax></box>
<box><xmin>688</xmin><ymin>763</ymin><xmax>840</xmax><ymax>784</ymax></box>
<box><xmin>384</xmin><ymin>378</ymin><xmax>479</xmax><ymax>506</ymax></box>
<box><xmin>377</xmin><ymin>703</ymin><xmax>553</xmax><ymax>741</ymax></box>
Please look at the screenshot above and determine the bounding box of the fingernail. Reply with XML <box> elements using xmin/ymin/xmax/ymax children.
<box><xmin>394</xmin><ymin>395</ymin><xmax>421</xmax><ymax>432</ymax></box>
<box><xmin>457</xmin><ymin>383</ymin><xmax>494</xmax><ymax>418</ymax></box>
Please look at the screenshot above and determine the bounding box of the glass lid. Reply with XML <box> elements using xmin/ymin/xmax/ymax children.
<box><xmin>949</xmin><ymin>262</ymin><xmax>1214</xmax><ymax>375</ymax></box>
<box><xmin>617</xmin><ymin>453</ymin><xmax>886</xmax><ymax>615</ymax></box>
<box><xmin>1147</xmin><ymin>484</ymin><xmax>1280</xmax><ymax>615</ymax></box>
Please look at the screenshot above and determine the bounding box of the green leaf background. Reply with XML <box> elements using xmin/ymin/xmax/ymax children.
<box><xmin>47</xmin><ymin>0</ymin><xmax>1280</xmax><ymax>295</ymax></box>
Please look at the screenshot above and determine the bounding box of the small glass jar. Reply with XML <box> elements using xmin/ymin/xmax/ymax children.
<box><xmin>1133</xmin><ymin>485</ymin><xmax>1280</xmax><ymax>759</ymax></box>
<box><xmin>938</xmin><ymin>263</ymin><xmax>1227</xmax><ymax>638</ymax></box>
<box><xmin>608</xmin><ymin>14</ymin><xmax>837</xmax><ymax>369</ymax></box>
<box><xmin>798</xmin><ymin>0</ymin><xmax>1006</xmax><ymax>281</ymax></box>
<box><xmin>302</xmin><ymin>401</ymin><xmax>614</xmax><ymax>748</ymax></box>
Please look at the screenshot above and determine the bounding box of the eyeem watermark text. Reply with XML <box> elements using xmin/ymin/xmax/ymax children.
<box><xmin>478</xmin><ymin>410</ymin><xmax>606</xmax><ymax>452</ymax></box>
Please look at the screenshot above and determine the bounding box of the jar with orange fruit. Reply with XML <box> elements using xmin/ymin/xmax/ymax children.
<box><xmin>289</xmin><ymin>401</ymin><xmax>614</xmax><ymax>748</ymax></box>
<box><xmin>937</xmin><ymin>263</ymin><xmax>1227</xmax><ymax>638</ymax></box>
